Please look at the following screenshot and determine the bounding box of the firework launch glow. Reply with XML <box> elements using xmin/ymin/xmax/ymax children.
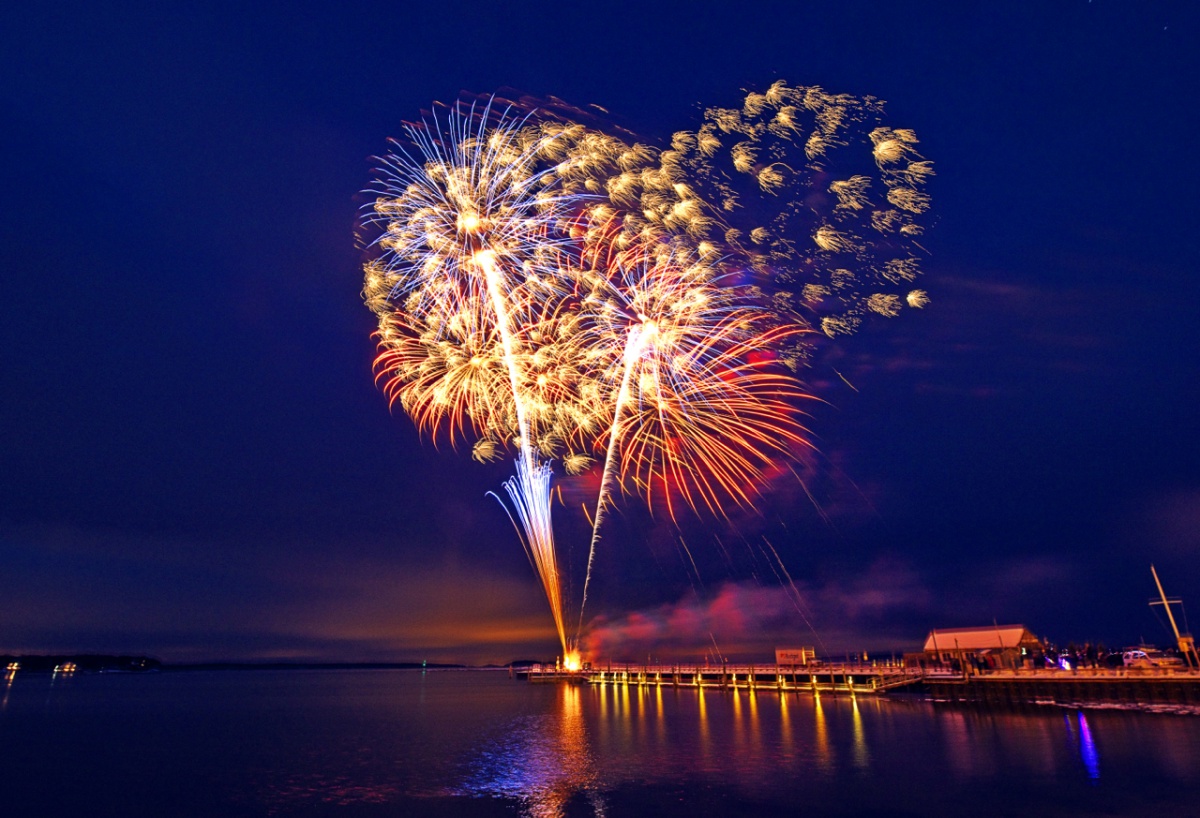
<box><xmin>358</xmin><ymin>83</ymin><xmax>933</xmax><ymax>663</ymax></box>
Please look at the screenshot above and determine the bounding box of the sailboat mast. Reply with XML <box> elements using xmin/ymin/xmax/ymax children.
<box><xmin>1151</xmin><ymin>564</ymin><xmax>1199</xmax><ymax>669</ymax></box>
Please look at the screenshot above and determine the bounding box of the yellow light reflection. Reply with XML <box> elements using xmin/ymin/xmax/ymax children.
<box><xmin>779</xmin><ymin>693</ymin><xmax>794</xmax><ymax>757</ymax></box>
<box><xmin>654</xmin><ymin>683</ymin><xmax>665</xmax><ymax>746</ymax></box>
<box><xmin>851</xmin><ymin>695</ymin><xmax>870</xmax><ymax>770</ymax></box>
<box><xmin>467</xmin><ymin>682</ymin><xmax>603</xmax><ymax>818</ymax></box>
<box><xmin>527</xmin><ymin>683</ymin><xmax>595</xmax><ymax>818</ymax></box>
<box><xmin>730</xmin><ymin>687</ymin><xmax>746</xmax><ymax>752</ymax></box>
<box><xmin>813</xmin><ymin>694</ymin><xmax>833</xmax><ymax>772</ymax></box>
<box><xmin>747</xmin><ymin>689</ymin><xmax>762</xmax><ymax>757</ymax></box>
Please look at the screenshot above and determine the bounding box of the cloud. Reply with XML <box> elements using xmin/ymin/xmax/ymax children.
<box><xmin>580</xmin><ymin>558</ymin><xmax>936</xmax><ymax>662</ymax></box>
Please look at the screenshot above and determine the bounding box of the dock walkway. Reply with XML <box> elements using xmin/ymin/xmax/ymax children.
<box><xmin>521</xmin><ymin>662</ymin><xmax>1200</xmax><ymax>706</ymax></box>
<box><xmin>525</xmin><ymin>662</ymin><xmax>922</xmax><ymax>695</ymax></box>
<box><xmin>926</xmin><ymin>666</ymin><xmax>1200</xmax><ymax>707</ymax></box>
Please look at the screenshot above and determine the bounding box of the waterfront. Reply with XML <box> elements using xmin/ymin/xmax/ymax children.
<box><xmin>2</xmin><ymin>669</ymin><xmax>1199</xmax><ymax>816</ymax></box>
<box><xmin>528</xmin><ymin>661</ymin><xmax>1200</xmax><ymax>709</ymax></box>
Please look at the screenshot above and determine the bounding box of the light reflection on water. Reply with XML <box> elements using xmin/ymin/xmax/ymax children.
<box><xmin>1</xmin><ymin>670</ymin><xmax>1199</xmax><ymax>817</ymax></box>
<box><xmin>850</xmin><ymin>695</ymin><xmax>869</xmax><ymax>770</ymax></box>
<box><xmin>813</xmin><ymin>692</ymin><xmax>833</xmax><ymax>771</ymax></box>
<box><xmin>456</xmin><ymin>677</ymin><xmax>1199</xmax><ymax>817</ymax></box>
<box><xmin>1077</xmin><ymin>711</ymin><xmax>1101</xmax><ymax>780</ymax></box>
<box><xmin>460</xmin><ymin>683</ymin><xmax>602</xmax><ymax>818</ymax></box>
<box><xmin>2</xmin><ymin>671</ymin><xmax>14</xmax><ymax>711</ymax></box>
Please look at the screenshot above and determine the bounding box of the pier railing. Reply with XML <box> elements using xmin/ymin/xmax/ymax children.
<box><xmin>524</xmin><ymin>661</ymin><xmax>924</xmax><ymax>694</ymax></box>
<box><xmin>521</xmin><ymin>661</ymin><xmax>1200</xmax><ymax>699</ymax></box>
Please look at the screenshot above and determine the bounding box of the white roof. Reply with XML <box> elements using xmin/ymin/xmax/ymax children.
<box><xmin>923</xmin><ymin>625</ymin><xmax>1034</xmax><ymax>652</ymax></box>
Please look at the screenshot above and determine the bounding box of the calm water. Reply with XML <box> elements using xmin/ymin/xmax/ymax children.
<box><xmin>2</xmin><ymin>669</ymin><xmax>1199</xmax><ymax>817</ymax></box>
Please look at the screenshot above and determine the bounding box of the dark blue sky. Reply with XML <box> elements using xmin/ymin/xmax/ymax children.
<box><xmin>2</xmin><ymin>1</ymin><xmax>1197</xmax><ymax>663</ymax></box>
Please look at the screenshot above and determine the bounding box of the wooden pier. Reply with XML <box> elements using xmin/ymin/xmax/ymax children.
<box><xmin>523</xmin><ymin>662</ymin><xmax>923</xmax><ymax>695</ymax></box>
<box><xmin>924</xmin><ymin>666</ymin><xmax>1200</xmax><ymax>708</ymax></box>
<box><xmin>521</xmin><ymin>662</ymin><xmax>1200</xmax><ymax>708</ymax></box>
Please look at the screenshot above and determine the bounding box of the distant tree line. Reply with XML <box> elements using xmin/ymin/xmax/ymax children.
<box><xmin>2</xmin><ymin>655</ymin><xmax>162</xmax><ymax>672</ymax></box>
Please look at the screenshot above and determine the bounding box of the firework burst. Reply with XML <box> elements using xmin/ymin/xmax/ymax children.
<box><xmin>362</xmin><ymin>99</ymin><xmax>587</xmax><ymax>657</ymax></box>
<box><xmin>359</xmin><ymin>84</ymin><xmax>931</xmax><ymax>661</ymax></box>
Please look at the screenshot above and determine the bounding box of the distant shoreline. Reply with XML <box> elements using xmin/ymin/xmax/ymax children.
<box><xmin>2</xmin><ymin>654</ymin><xmax>543</xmax><ymax>673</ymax></box>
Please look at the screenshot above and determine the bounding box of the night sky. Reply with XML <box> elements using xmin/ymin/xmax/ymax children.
<box><xmin>3</xmin><ymin>1</ymin><xmax>1197</xmax><ymax>664</ymax></box>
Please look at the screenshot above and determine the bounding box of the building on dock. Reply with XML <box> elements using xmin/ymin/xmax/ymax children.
<box><xmin>915</xmin><ymin>625</ymin><xmax>1042</xmax><ymax>669</ymax></box>
<box><xmin>774</xmin><ymin>647</ymin><xmax>816</xmax><ymax>666</ymax></box>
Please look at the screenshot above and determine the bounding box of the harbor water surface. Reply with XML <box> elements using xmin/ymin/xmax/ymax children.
<box><xmin>2</xmin><ymin>668</ymin><xmax>1199</xmax><ymax>817</ymax></box>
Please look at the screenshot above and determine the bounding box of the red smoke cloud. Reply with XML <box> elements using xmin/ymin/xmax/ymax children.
<box><xmin>580</xmin><ymin>559</ymin><xmax>935</xmax><ymax>663</ymax></box>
